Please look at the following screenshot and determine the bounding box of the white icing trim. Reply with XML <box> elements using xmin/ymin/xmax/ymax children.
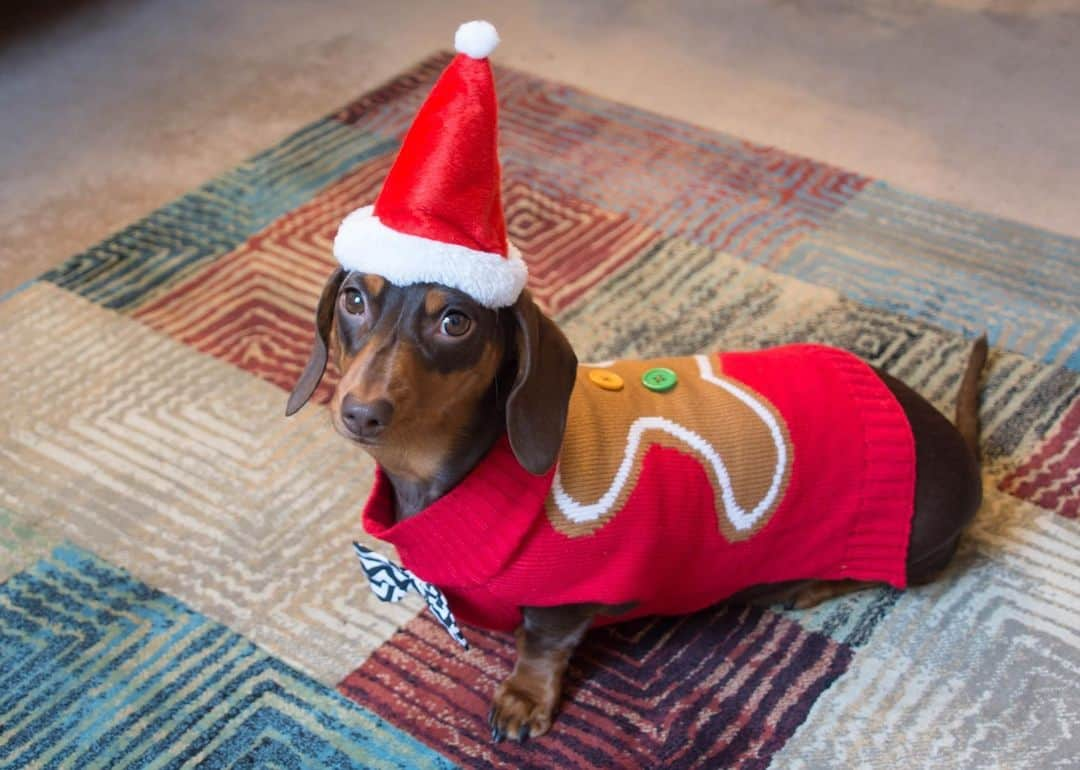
<box><xmin>333</xmin><ymin>206</ymin><xmax>527</xmax><ymax>308</ymax></box>
<box><xmin>551</xmin><ymin>354</ymin><xmax>789</xmax><ymax>532</ymax></box>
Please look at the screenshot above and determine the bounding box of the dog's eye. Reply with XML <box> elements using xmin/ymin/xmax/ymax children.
<box><xmin>440</xmin><ymin>310</ymin><xmax>472</xmax><ymax>337</ymax></box>
<box><xmin>341</xmin><ymin>289</ymin><xmax>365</xmax><ymax>315</ymax></box>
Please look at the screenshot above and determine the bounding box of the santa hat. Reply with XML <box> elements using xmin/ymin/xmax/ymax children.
<box><xmin>333</xmin><ymin>20</ymin><xmax>526</xmax><ymax>309</ymax></box>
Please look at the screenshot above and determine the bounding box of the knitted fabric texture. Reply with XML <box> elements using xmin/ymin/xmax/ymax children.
<box><xmin>362</xmin><ymin>344</ymin><xmax>916</xmax><ymax>632</ymax></box>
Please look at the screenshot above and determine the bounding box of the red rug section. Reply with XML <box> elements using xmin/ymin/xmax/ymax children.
<box><xmin>999</xmin><ymin>398</ymin><xmax>1079</xmax><ymax>518</ymax></box>
<box><xmin>338</xmin><ymin>605</ymin><xmax>852</xmax><ymax>769</ymax></box>
<box><xmin>133</xmin><ymin>154</ymin><xmax>394</xmax><ymax>404</ymax></box>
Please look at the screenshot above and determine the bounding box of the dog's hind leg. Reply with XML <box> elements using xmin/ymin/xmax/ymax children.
<box><xmin>730</xmin><ymin>579</ymin><xmax>878</xmax><ymax>609</ymax></box>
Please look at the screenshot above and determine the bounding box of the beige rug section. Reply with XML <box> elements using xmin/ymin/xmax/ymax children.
<box><xmin>774</xmin><ymin>487</ymin><xmax>1080</xmax><ymax>768</ymax></box>
<box><xmin>0</xmin><ymin>282</ymin><xmax>420</xmax><ymax>685</ymax></box>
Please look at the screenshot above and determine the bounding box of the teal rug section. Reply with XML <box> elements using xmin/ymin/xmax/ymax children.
<box><xmin>0</xmin><ymin>544</ymin><xmax>456</xmax><ymax>770</ymax></box>
<box><xmin>780</xmin><ymin>181</ymin><xmax>1080</xmax><ymax>369</ymax></box>
<box><xmin>41</xmin><ymin>119</ymin><xmax>397</xmax><ymax>312</ymax></box>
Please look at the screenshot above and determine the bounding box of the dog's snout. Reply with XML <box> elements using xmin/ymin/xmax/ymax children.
<box><xmin>340</xmin><ymin>395</ymin><xmax>393</xmax><ymax>440</ymax></box>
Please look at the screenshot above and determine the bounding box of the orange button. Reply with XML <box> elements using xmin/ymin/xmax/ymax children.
<box><xmin>588</xmin><ymin>369</ymin><xmax>625</xmax><ymax>391</ymax></box>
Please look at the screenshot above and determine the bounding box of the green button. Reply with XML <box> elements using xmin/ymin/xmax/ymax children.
<box><xmin>641</xmin><ymin>367</ymin><xmax>677</xmax><ymax>392</ymax></box>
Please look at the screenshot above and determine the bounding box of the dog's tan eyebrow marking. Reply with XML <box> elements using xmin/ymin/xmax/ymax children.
<box><xmin>424</xmin><ymin>289</ymin><xmax>449</xmax><ymax>315</ymax></box>
<box><xmin>362</xmin><ymin>274</ymin><xmax>385</xmax><ymax>297</ymax></box>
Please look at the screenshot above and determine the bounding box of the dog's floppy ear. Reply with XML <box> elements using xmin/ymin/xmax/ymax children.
<box><xmin>506</xmin><ymin>290</ymin><xmax>578</xmax><ymax>475</ymax></box>
<box><xmin>286</xmin><ymin>267</ymin><xmax>346</xmax><ymax>416</ymax></box>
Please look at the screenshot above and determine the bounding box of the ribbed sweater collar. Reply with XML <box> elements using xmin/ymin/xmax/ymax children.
<box><xmin>361</xmin><ymin>434</ymin><xmax>555</xmax><ymax>588</ymax></box>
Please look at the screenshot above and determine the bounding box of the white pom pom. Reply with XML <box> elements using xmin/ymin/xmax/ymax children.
<box><xmin>454</xmin><ymin>20</ymin><xmax>499</xmax><ymax>59</ymax></box>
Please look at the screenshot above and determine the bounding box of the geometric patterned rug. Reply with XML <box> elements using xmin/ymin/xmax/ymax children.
<box><xmin>2</xmin><ymin>52</ymin><xmax>1077</xmax><ymax>768</ymax></box>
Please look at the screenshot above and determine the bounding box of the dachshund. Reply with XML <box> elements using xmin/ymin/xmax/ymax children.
<box><xmin>287</xmin><ymin>268</ymin><xmax>986</xmax><ymax>742</ymax></box>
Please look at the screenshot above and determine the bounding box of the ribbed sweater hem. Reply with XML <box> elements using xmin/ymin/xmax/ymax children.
<box><xmin>825</xmin><ymin>350</ymin><xmax>915</xmax><ymax>589</ymax></box>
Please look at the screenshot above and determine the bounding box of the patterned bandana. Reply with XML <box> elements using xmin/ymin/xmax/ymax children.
<box><xmin>353</xmin><ymin>542</ymin><xmax>469</xmax><ymax>649</ymax></box>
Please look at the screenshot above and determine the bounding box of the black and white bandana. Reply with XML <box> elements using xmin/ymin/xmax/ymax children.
<box><xmin>352</xmin><ymin>542</ymin><xmax>469</xmax><ymax>649</ymax></box>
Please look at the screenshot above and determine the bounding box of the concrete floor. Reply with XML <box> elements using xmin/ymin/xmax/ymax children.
<box><xmin>2</xmin><ymin>0</ymin><xmax>1079</xmax><ymax>294</ymax></box>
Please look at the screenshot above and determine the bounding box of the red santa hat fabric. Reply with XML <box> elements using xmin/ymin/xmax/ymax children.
<box><xmin>333</xmin><ymin>21</ymin><xmax>527</xmax><ymax>308</ymax></box>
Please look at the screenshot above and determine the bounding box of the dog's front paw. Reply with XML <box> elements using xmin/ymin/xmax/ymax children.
<box><xmin>488</xmin><ymin>677</ymin><xmax>556</xmax><ymax>743</ymax></box>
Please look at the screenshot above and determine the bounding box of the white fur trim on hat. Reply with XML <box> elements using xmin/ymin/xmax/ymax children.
<box><xmin>333</xmin><ymin>206</ymin><xmax>527</xmax><ymax>308</ymax></box>
<box><xmin>454</xmin><ymin>21</ymin><xmax>499</xmax><ymax>59</ymax></box>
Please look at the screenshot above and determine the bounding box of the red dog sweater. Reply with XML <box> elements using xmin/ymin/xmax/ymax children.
<box><xmin>362</xmin><ymin>344</ymin><xmax>916</xmax><ymax>632</ymax></box>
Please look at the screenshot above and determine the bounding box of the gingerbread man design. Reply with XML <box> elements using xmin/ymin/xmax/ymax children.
<box><xmin>546</xmin><ymin>355</ymin><xmax>794</xmax><ymax>541</ymax></box>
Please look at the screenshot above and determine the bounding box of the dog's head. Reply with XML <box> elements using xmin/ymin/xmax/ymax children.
<box><xmin>287</xmin><ymin>268</ymin><xmax>577</xmax><ymax>479</ymax></box>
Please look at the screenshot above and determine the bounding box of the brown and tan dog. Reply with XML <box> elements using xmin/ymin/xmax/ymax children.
<box><xmin>287</xmin><ymin>268</ymin><xmax>986</xmax><ymax>742</ymax></box>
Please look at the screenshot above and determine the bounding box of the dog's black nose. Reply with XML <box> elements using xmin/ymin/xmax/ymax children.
<box><xmin>340</xmin><ymin>396</ymin><xmax>393</xmax><ymax>440</ymax></box>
